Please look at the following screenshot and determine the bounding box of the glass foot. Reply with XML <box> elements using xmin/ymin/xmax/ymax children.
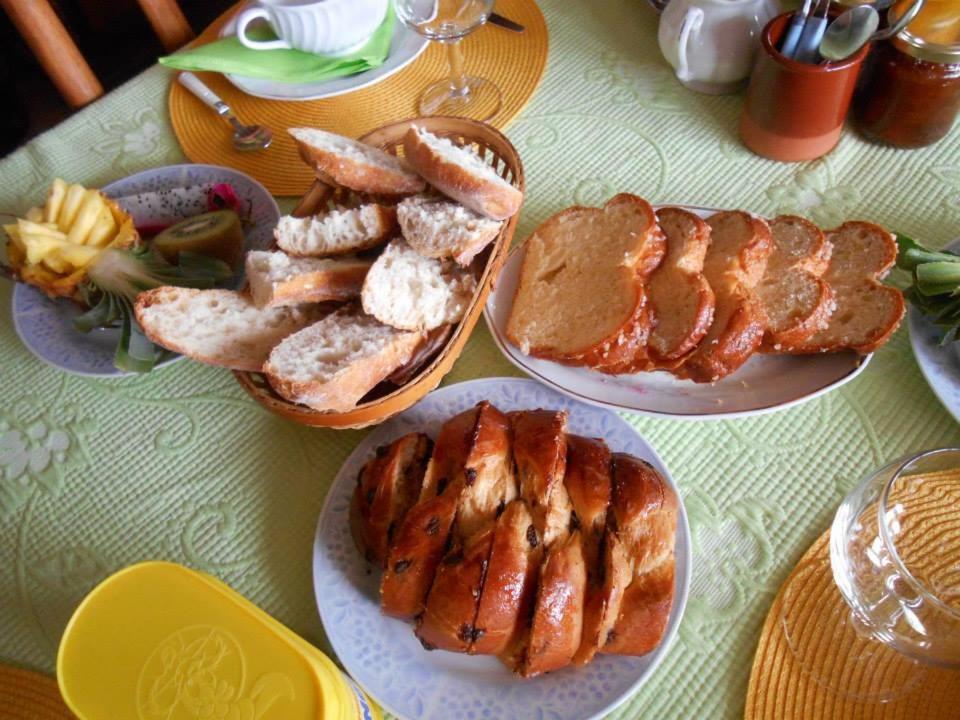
<box><xmin>417</xmin><ymin>75</ymin><xmax>502</xmax><ymax>122</ymax></box>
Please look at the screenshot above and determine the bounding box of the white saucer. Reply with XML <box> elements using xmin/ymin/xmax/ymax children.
<box><xmin>218</xmin><ymin>7</ymin><xmax>428</xmax><ymax>101</ymax></box>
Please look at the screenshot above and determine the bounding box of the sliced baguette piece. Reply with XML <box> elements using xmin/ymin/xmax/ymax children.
<box><xmin>361</xmin><ymin>239</ymin><xmax>478</xmax><ymax>332</ymax></box>
<box><xmin>350</xmin><ymin>432</ymin><xmax>433</xmax><ymax>567</ymax></box>
<box><xmin>506</xmin><ymin>194</ymin><xmax>665</xmax><ymax>362</ymax></box>
<box><xmin>757</xmin><ymin>215</ymin><xmax>835</xmax><ymax>350</ymax></box>
<box><xmin>246</xmin><ymin>250</ymin><xmax>372</xmax><ymax>308</ymax></box>
<box><xmin>602</xmin><ymin>454</ymin><xmax>677</xmax><ymax>657</ymax></box>
<box><xmin>397</xmin><ymin>194</ymin><xmax>503</xmax><ymax>267</ymax></box>
<box><xmin>134</xmin><ymin>287</ymin><xmax>327</xmax><ymax>372</ymax></box>
<box><xmin>289</xmin><ymin>127</ymin><xmax>425</xmax><ymax>195</ymax></box>
<box><xmin>263</xmin><ymin>305</ymin><xmax>422</xmax><ymax>413</ymax></box>
<box><xmin>678</xmin><ymin>211</ymin><xmax>773</xmax><ymax>383</ymax></box>
<box><xmin>402</xmin><ymin>127</ymin><xmax>523</xmax><ymax>220</ymax></box>
<box><xmin>780</xmin><ymin>221</ymin><xmax>904</xmax><ymax>354</ymax></box>
<box><xmin>274</xmin><ymin>204</ymin><xmax>397</xmax><ymax>257</ymax></box>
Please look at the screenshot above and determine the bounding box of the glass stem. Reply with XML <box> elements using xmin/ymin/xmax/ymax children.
<box><xmin>446</xmin><ymin>39</ymin><xmax>468</xmax><ymax>97</ymax></box>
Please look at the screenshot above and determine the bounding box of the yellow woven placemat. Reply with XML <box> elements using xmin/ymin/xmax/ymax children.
<box><xmin>745</xmin><ymin>470</ymin><xmax>960</xmax><ymax>720</ymax></box>
<box><xmin>168</xmin><ymin>0</ymin><xmax>547</xmax><ymax>196</ymax></box>
<box><xmin>0</xmin><ymin>664</ymin><xmax>72</xmax><ymax>719</ymax></box>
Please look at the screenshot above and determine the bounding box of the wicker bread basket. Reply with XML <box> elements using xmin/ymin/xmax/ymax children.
<box><xmin>232</xmin><ymin>117</ymin><xmax>524</xmax><ymax>429</ymax></box>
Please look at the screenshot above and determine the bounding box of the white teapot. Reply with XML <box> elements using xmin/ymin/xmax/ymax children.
<box><xmin>658</xmin><ymin>0</ymin><xmax>780</xmax><ymax>94</ymax></box>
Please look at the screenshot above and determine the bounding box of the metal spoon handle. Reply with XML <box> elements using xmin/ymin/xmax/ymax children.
<box><xmin>177</xmin><ymin>72</ymin><xmax>230</xmax><ymax>117</ymax></box>
<box><xmin>874</xmin><ymin>0</ymin><xmax>925</xmax><ymax>40</ymax></box>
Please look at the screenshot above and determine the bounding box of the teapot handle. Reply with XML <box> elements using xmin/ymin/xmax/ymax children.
<box><xmin>676</xmin><ymin>7</ymin><xmax>704</xmax><ymax>82</ymax></box>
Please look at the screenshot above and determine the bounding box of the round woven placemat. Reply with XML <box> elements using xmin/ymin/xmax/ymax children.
<box><xmin>745</xmin><ymin>471</ymin><xmax>960</xmax><ymax>720</ymax></box>
<box><xmin>168</xmin><ymin>0</ymin><xmax>547</xmax><ymax>196</ymax></box>
<box><xmin>0</xmin><ymin>664</ymin><xmax>72</xmax><ymax>719</ymax></box>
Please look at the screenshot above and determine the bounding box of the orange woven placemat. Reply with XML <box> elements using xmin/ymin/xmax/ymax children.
<box><xmin>0</xmin><ymin>664</ymin><xmax>72</xmax><ymax>719</ymax></box>
<box><xmin>745</xmin><ymin>471</ymin><xmax>960</xmax><ymax>720</ymax></box>
<box><xmin>168</xmin><ymin>0</ymin><xmax>547</xmax><ymax>196</ymax></box>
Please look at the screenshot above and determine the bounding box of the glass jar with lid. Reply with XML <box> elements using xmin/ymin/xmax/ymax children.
<box><xmin>852</xmin><ymin>1</ymin><xmax>960</xmax><ymax>148</ymax></box>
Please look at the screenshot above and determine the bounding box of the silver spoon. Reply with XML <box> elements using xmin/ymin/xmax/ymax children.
<box><xmin>820</xmin><ymin>0</ymin><xmax>926</xmax><ymax>61</ymax></box>
<box><xmin>177</xmin><ymin>72</ymin><xmax>272</xmax><ymax>152</ymax></box>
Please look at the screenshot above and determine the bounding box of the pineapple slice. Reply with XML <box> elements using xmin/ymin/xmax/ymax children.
<box><xmin>44</xmin><ymin>178</ymin><xmax>67</xmax><ymax>224</ymax></box>
<box><xmin>57</xmin><ymin>183</ymin><xmax>87</xmax><ymax>231</ymax></box>
<box><xmin>86</xmin><ymin>205</ymin><xmax>117</xmax><ymax>248</ymax></box>
<box><xmin>65</xmin><ymin>190</ymin><xmax>104</xmax><ymax>245</ymax></box>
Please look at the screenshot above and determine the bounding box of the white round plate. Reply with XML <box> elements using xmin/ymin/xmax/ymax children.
<box><xmin>908</xmin><ymin>238</ymin><xmax>960</xmax><ymax>423</ymax></box>
<box><xmin>485</xmin><ymin>205</ymin><xmax>871</xmax><ymax>420</ymax></box>
<box><xmin>313</xmin><ymin>377</ymin><xmax>691</xmax><ymax>720</ymax></box>
<box><xmin>218</xmin><ymin>7</ymin><xmax>428</xmax><ymax>101</ymax></box>
<box><xmin>12</xmin><ymin>164</ymin><xmax>279</xmax><ymax>377</ymax></box>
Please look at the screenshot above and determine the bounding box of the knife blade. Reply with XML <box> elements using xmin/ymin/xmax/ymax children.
<box><xmin>489</xmin><ymin>12</ymin><xmax>525</xmax><ymax>32</ymax></box>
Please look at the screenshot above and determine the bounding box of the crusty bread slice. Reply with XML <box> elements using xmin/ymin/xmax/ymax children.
<box><xmin>397</xmin><ymin>194</ymin><xmax>503</xmax><ymax>267</ymax></box>
<box><xmin>402</xmin><ymin>127</ymin><xmax>523</xmax><ymax>220</ymax></box>
<box><xmin>274</xmin><ymin>204</ymin><xmax>397</xmax><ymax>257</ymax></box>
<box><xmin>678</xmin><ymin>211</ymin><xmax>773</xmax><ymax>383</ymax></box>
<box><xmin>134</xmin><ymin>287</ymin><xmax>326</xmax><ymax>372</ymax></box>
<box><xmin>780</xmin><ymin>221</ymin><xmax>905</xmax><ymax>354</ymax></box>
<box><xmin>263</xmin><ymin>305</ymin><xmax>421</xmax><ymax>412</ymax></box>
<box><xmin>757</xmin><ymin>215</ymin><xmax>835</xmax><ymax>350</ymax></box>
<box><xmin>350</xmin><ymin>432</ymin><xmax>433</xmax><ymax>567</ymax></box>
<box><xmin>361</xmin><ymin>239</ymin><xmax>477</xmax><ymax>332</ymax></box>
<box><xmin>506</xmin><ymin>194</ymin><xmax>665</xmax><ymax>362</ymax></box>
<box><xmin>289</xmin><ymin>127</ymin><xmax>425</xmax><ymax>195</ymax></box>
<box><xmin>245</xmin><ymin>250</ymin><xmax>372</xmax><ymax>308</ymax></box>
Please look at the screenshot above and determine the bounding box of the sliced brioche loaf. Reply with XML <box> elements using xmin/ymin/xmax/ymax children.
<box><xmin>402</xmin><ymin>127</ymin><xmax>523</xmax><ymax>220</ymax></box>
<box><xmin>361</xmin><ymin>239</ymin><xmax>477</xmax><ymax>332</ymax></box>
<box><xmin>274</xmin><ymin>203</ymin><xmax>397</xmax><ymax>257</ymax></box>
<box><xmin>134</xmin><ymin>288</ymin><xmax>326</xmax><ymax>372</ymax></box>
<box><xmin>780</xmin><ymin>221</ymin><xmax>904</xmax><ymax>354</ymax></box>
<box><xmin>506</xmin><ymin>194</ymin><xmax>665</xmax><ymax>362</ymax></box>
<box><xmin>678</xmin><ymin>211</ymin><xmax>772</xmax><ymax>383</ymax></box>
<box><xmin>246</xmin><ymin>251</ymin><xmax>372</xmax><ymax>308</ymax></box>
<box><xmin>757</xmin><ymin>215</ymin><xmax>835</xmax><ymax>350</ymax></box>
<box><xmin>289</xmin><ymin>127</ymin><xmax>425</xmax><ymax>195</ymax></box>
<box><xmin>397</xmin><ymin>194</ymin><xmax>503</xmax><ymax>267</ymax></box>
<box><xmin>263</xmin><ymin>306</ymin><xmax>422</xmax><ymax>412</ymax></box>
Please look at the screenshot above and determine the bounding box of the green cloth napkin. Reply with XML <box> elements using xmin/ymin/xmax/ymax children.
<box><xmin>159</xmin><ymin>4</ymin><xmax>395</xmax><ymax>84</ymax></box>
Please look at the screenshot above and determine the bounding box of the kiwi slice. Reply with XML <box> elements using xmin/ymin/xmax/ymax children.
<box><xmin>152</xmin><ymin>210</ymin><xmax>244</xmax><ymax>267</ymax></box>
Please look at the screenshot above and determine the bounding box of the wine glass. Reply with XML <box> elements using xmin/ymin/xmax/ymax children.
<box><xmin>780</xmin><ymin>448</ymin><xmax>960</xmax><ymax>702</ymax></box>
<box><xmin>395</xmin><ymin>0</ymin><xmax>502</xmax><ymax>121</ymax></box>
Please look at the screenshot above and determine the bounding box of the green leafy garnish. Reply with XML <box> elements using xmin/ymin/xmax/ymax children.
<box><xmin>74</xmin><ymin>246</ymin><xmax>231</xmax><ymax>372</ymax></box>
<box><xmin>897</xmin><ymin>234</ymin><xmax>960</xmax><ymax>345</ymax></box>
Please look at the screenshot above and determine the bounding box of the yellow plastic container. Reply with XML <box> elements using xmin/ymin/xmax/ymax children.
<box><xmin>57</xmin><ymin>561</ymin><xmax>381</xmax><ymax>720</ymax></box>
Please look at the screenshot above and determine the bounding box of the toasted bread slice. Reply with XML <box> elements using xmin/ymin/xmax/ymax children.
<box><xmin>397</xmin><ymin>194</ymin><xmax>503</xmax><ymax>267</ymax></box>
<box><xmin>289</xmin><ymin>127</ymin><xmax>425</xmax><ymax>195</ymax></box>
<box><xmin>780</xmin><ymin>221</ymin><xmax>905</xmax><ymax>354</ymax></box>
<box><xmin>350</xmin><ymin>432</ymin><xmax>433</xmax><ymax>567</ymax></box>
<box><xmin>510</xmin><ymin>410</ymin><xmax>572</xmax><ymax>549</ymax></box>
<box><xmin>134</xmin><ymin>287</ymin><xmax>327</xmax><ymax>372</ymax></box>
<box><xmin>246</xmin><ymin>251</ymin><xmax>371</xmax><ymax>308</ymax></box>
<box><xmin>274</xmin><ymin>204</ymin><xmax>397</xmax><ymax>257</ymax></box>
<box><xmin>506</xmin><ymin>194</ymin><xmax>665</xmax><ymax>363</ymax></box>
<box><xmin>678</xmin><ymin>211</ymin><xmax>773</xmax><ymax>383</ymax></box>
<box><xmin>757</xmin><ymin>215</ymin><xmax>836</xmax><ymax>350</ymax></box>
<box><xmin>263</xmin><ymin>306</ymin><xmax>422</xmax><ymax>413</ymax></box>
<box><xmin>471</xmin><ymin>500</ymin><xmax>541</xmax><ymax>656</ymax></box>
<box><xmin>361</xmin><ymin>239</ymin><xmax>478</xmax><ymax>332</ymax></box>
<box><xmin>402</xmin><ymin>127</ymin><xmax>523</xmax><ymax>220</ymax></box>
<box><xmin>602</xmin><ymin>454</ymin><xmax>677</xmax><ymax>656</ymax></box>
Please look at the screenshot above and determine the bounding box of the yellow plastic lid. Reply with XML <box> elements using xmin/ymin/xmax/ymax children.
<box><xmin>58</xmin><ymin>562</ymin><xmax>341</xmax><ymax>720</ymax></box>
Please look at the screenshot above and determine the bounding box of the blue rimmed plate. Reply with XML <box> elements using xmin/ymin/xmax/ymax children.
<box><xmin>313</xmin><ymin>377</ymin><xmax>691</xmax><ymax>720</ymax></box>
<box><xmin>12</xmin><ymin>163</ymin><xmax>279</xmax><ymax>377</ymax></box>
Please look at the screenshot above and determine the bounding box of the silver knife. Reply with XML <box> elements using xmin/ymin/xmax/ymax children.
<box><xmin>489</xmin><ymin>12</ymin><xmax>525</xmax><ymax>32</ymax></box>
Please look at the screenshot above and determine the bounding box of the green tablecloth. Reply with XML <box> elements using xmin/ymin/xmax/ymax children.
<box><xmin>2</xmin><ymin>1</ymin><xmax>960</xmax><ymax>717</ymax></box>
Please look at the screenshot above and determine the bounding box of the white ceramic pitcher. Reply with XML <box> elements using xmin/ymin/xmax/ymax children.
<box><xmin>658</xmin><ymin>0</ymin><xmax>779</xmax><ymax>94</ymax></box>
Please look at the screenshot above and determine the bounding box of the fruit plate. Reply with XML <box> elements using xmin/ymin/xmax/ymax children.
<box><xmin>484</xmin><ymin>204</ymin><xmax>872</xmax><ymax>420</ymax></box>
<box><xmin>908</xmin><ymin>238</ymin><xmax>960</xmax><ymax>423</ymax></box>
<box><xmin>313</xmin><ymin>377</ymin><xmax>691</xmax><ymax>720</ymax></box>
<box><xmin>11</xmin><ymin>164</ymin><xmax>279</xmax><ymax>378</ymax></box>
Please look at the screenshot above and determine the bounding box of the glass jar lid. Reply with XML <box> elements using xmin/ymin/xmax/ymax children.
<box><xmin>890</xmin><ymin>0</ymin><xmax>960</xmax><ymax>63</ymax></box>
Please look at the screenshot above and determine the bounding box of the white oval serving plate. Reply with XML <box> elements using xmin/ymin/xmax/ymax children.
<box><xmin>313</xmin><ymin>377</ymin><xmax>691</xmax><ymax>720</ymax></box>
<box><xmin>484</xmin><ymin>205</ymin><xmax>871</xmax><ymax>420</ymax></box>
<box><xmin>12</xmin><ymin>163</ymin><xmax>279</xmax><ymax>378</ymax></box>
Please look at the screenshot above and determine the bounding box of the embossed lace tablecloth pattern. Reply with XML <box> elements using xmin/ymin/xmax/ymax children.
<box><xmin>2</xmin><ymin>1</ymin><xmax>960</xmax><ymax>718</ymax></box>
